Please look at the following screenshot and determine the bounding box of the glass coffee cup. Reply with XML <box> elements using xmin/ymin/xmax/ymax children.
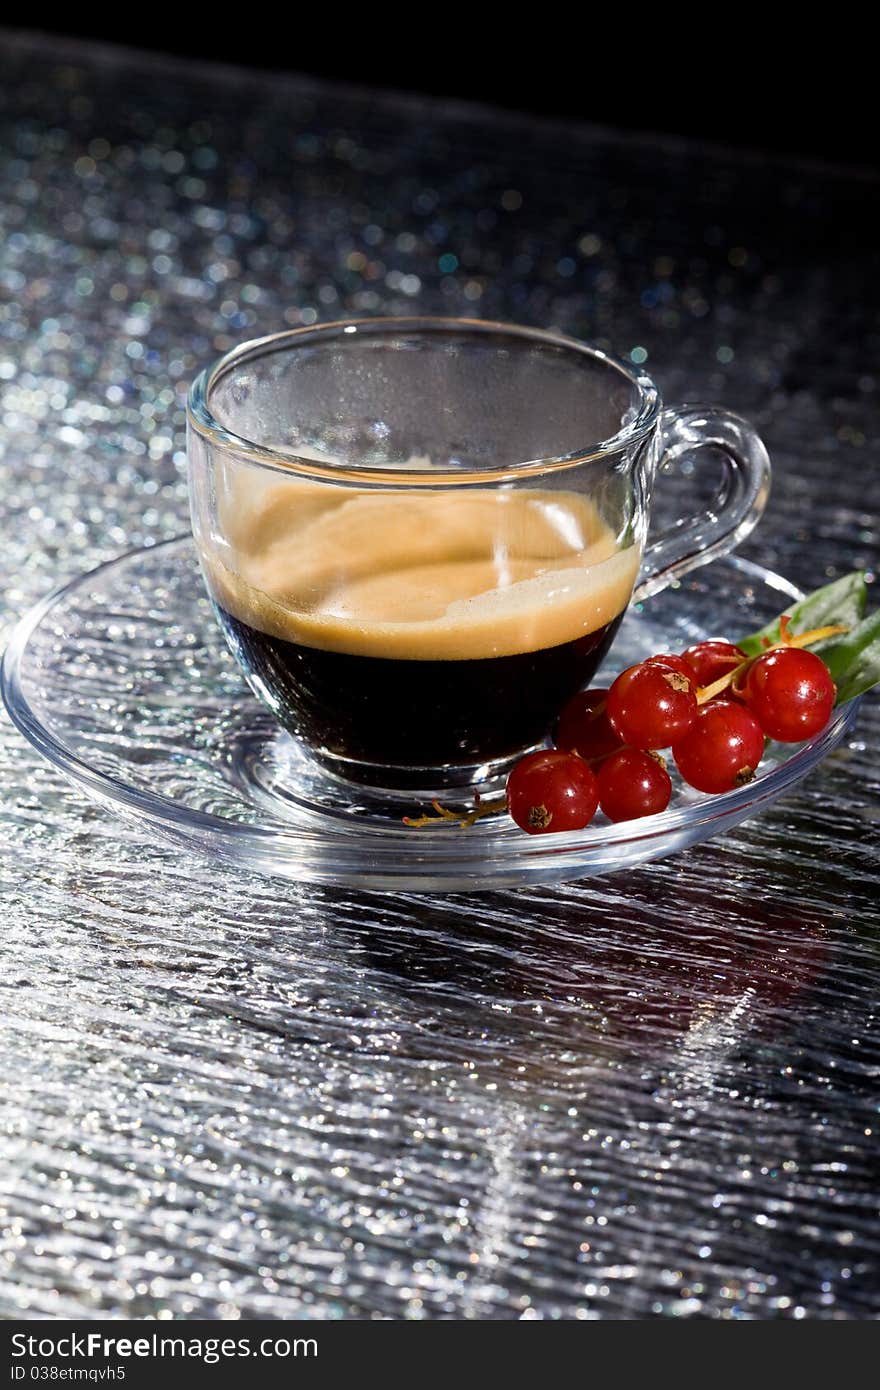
<box><xmin>187</xmin><ymin>318</ymin><xmax>770</xmax><ymax>792</ymax></box>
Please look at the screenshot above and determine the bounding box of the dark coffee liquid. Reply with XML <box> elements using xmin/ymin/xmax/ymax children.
<box><xmin>217</xmin><ymin>604</ymin><xmax>623</xmax><ymax>778</ymax></box>
<box><xmin>204</xmin><ymin>482</ymin><xmax>638</xmax><ymax>784</ymax></box>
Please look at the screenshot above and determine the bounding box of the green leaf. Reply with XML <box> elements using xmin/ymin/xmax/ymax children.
<box><xmin>818</xmin><ymin>609</ymin><xmax>880</xmax><ymax>704</ymax></box>
<box><xmin>739</xmin><ymin>572</ymin><xmax>868</xmax><ymax>656</ymax></box>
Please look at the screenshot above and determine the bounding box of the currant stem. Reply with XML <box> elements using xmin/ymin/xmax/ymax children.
<box><xmin>403</xmin><ymin>794</ymin><xmax>508</xmax><ymax>829</ymax></box>
<box><xmin>696</xmin><ymin>622</ymin><xmax>848</xmax><ymax>705</ymax></box>
<box><xmin>783</xmin><ymin>621</ymin><xmax>849</xmax><ymax>648</ymax></box>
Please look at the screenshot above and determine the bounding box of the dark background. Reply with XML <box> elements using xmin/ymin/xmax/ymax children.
<box><xmin>13</xmin><ymin>23</ymin><xmax>873</xmax><ymax>170</ymax></box>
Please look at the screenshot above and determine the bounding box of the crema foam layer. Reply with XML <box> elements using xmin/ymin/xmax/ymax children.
<box><xmin>202</xmin><ymin>480</ymin><xmax>640</xmax><ymax>661</ymax></box>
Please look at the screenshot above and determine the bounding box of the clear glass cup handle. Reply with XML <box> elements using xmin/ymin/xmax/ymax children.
<box><xmin>633</xmin><ymin>405</ymin><xmax>772</xmax><ymax>602</ymax></box>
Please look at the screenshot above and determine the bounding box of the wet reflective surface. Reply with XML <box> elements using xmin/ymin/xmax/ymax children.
<box><xmin>1</xmin><ymin>32</ymin><xmax>878</xmax><ymax>1317</ymax></box>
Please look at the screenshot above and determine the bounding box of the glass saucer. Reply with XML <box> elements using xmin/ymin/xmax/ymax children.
<box><xmin>1</xmin><ymin>539</ymin><xmax>861</xmax><ymax>891</ymax></box>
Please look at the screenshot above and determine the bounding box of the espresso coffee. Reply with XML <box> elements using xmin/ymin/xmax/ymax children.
<box><xmin>216</xmin><ymin>604</ymin><xmax>624</xmax><ymax>776</ymax></box>
<box><xmin>200</xmin><ymin>479</ymin><xmax>639</xmax><ymax>781</ymax></box>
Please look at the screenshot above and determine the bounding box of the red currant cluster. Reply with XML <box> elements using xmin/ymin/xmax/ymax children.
<box><xmin>506</xmin><ymin>637</ymin><xmax>836</xmax><ymax>835</ymax></box>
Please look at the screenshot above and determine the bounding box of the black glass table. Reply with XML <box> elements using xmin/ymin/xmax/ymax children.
<box><xmin>1</xmin><ymin>31</ymin><xmax>877</xmax><ymax>1319</ymax></box>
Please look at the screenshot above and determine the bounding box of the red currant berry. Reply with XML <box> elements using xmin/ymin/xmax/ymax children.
<box><xmin>597</xmin><ymin>748</ymin><xmax>672</xmax><ymax>822</ymax></box>
<box><xmin>672</xmin><ymin>701</ymin><xmax>765</xmax><ymax>793</ymax></box>
<box><xmin>506</xmin><ymin>750</ymin><xmax>599</xmax><ymax>835</ymax></box>
<box><xmin>646</xmin><ymin>652</ymin><xmax>698</xmax><ymax>682</ymax></box>
<box><xmin>741</xmin><ymin>648</ymin><xmax>835</xmax><ymax>742</ymax></box>
<box><xmin>682</xmin><ymin>640</ymin><xmax>747</xmax><ymax>687</ymax></box>
<box><xmin>606</xmin><ymin>660</ymin><xmax>698</xmax><ymax>749</ymax></box>
<box><xmin>555</xmin><ymin>689</ymin><xmax>622</xmax><ymax>763</ymax></box>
